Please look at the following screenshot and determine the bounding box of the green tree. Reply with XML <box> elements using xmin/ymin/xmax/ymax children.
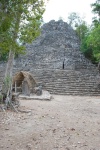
<box><xmin>80</xmin><ymin>0</ymin><xmax>100</xmax><ymax>63</ymax></box>
<box><xmin>86</xmin><ymin>24</ymin><xmax>100</xmax><ymax>61</ymax></box>
<box><xmin>75</xmin><ymin>21</ymin><xmax>89</xmax><ymax>41</ymax></box>
<box><xmin>67</xmin><ymin>3</ymin><xmax>100</xmax><ymax>63</ymax></box>
<box><xmin>91</xmin><ymin>0</ymin><xmax>100</xmax><ymax>23</ymax></box>
<box><xmin>67</xmin><ymin>12</ymin><xmax>84</xmax><ymax>29</ymax></box>
<box><xmin>0</xmin><ymin>0</ymin><xmax>47</xmax><ymax>109</ymax></box>
<box><xmin>67</xmin><ymin>12</ymin><xmax>88</xmax><ymax>41</ymax></box>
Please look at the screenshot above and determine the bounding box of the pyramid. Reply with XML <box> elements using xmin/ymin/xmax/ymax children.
<box><xmin>12</xmin><ymin>20</ymin><xmax>100</xmax><ymax>95</ymax></box>
<box><xmin>14</xmin><ymin>20</ymin><xmax>95</xmax><ymax>71</ymax></box>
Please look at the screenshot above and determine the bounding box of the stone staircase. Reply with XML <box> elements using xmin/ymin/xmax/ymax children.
<box><xmin>0</xmin><ymin>66</ymin><xmax>100</xmax><ymax>96</ymax></box>
<box><xmin>0</xmin><ymin>63</ymin><xmax>100</xmax><ymax>96</ymax></box>
<box><xmin>29</xmin><ymin>69</ymin><xmax>100</xmax><ymax>96</ymax></box>
<box><xmin>0</xmin><ymin>65</ymin><xmax>100</xmax><ymax>96</ymax></box>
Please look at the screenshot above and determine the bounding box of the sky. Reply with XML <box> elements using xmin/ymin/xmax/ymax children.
<box><xmin>43</xmin><ymin>0</ymin><xmax>96</xmax><ymax>24</ymax></box>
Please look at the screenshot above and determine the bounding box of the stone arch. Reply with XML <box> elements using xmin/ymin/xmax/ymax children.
<box><xmin>12</xmin><ymin>71</ymin><xmax>37</xmax><ymax>94</ymax></box>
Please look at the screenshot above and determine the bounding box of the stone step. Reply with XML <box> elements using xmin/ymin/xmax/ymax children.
<box><xmin>46</xmin><ymin>89</ymin><xmax>100</xmax><ymax>93</ymax></box>
<box><xmin>33</xmin><ymin>73</ymin><xmax>97</xmax><ymax>76</ymax></box>
<box><xmin>45</xmin><ymin>88</ymin><xmax>98</xmax><ymax>92</ymax></box>
<box><xmin>49</xmin><ymin>92</ymin><xmax>100</xmax><ymax>96</ymax></box>
<box><xmin>35</xmin><ymin>79</ymin><xmax>97</xmax><ymax>82</ymax></box>
<box><xmin>32</xmin><ymin>72</ymin><xmax>98</xmax><ymax>77</ymax></box>
<box><xmin>32</xmin><ymin>75</ymin><xmax>98</xmax><ymax>79</ymax></box>
<box><xmin>34</xmin><ymin>75</ymin><xmax>97</xmax><ymax>78</ymax></box>
<box><xmin>43</xmin><ymin>85</ymin><xmax>97</xmax><ymax>89</ymax></box>
<box><xmin>35</xmin><ymin>81</ymin><xmax>97</xmax><ymax>86</ymax></box>
<box><xmin>44</xmin><ymin>88</ymin><xmax>100</xmax><ymax>93</ymax></box>
<box><xmin>29</xmin><ymin>69</ymin><xmax>100</xmax><ymax>95</ymax></box>
<box><xmin>43</xmin><ymin>85</ymin><xmax>99</xmax><ymax>89</ymax></box>
<box><xmin>48</xmin><ymin>90</ymin><xmax>100</xmax><ymax>94</ymax></box>
<box><xmin>44</xmin><ymin>83</ymin><xmax>91</xmax><ymax>86</ymax></box>
<box><xmin>34</xmin><ymin>76</ymin><xmax>97</xmax><ymax>80</ymax></box>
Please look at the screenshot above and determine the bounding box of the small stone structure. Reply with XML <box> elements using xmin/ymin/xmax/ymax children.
<box><xmin>12</xmin><ymin>71</ymin><xmax>42</xmax><ymax>96</ymax></box>
<box><xmin>34</xmin><ymin>85</ymin><xmax>42</xmax><ymax>96</ymax></box>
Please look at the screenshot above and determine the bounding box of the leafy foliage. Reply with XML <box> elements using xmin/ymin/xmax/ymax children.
<box><xmin>75</xmin><ymin>22</ymin><xmax>89</xmax><ymax>41</ymax></box>
<box><xmin>0</xmin><ymin>0</ymin><xmax>48</xmax><ymax>109</ymax></box>
<box><xmin>67</xmin><ymin>12</ymin><xmax>83</xmax><ymax>29</ymax></box>
<box><xmin>91</xmin><ymin>0</ymin><xmax>100</xmax><ymax>27</ymax></box>
<box><xmin>80</xmin><ymin>23</ymin><xmax>100</xmax><ymax>63</ymax></box>
<box><xmin>0</xmin><ymin>0</ymin><xmax>46</xmax><ymax>61</ymax></box>
<box><xmin>67</xmin><ymin>1</ymin><xmax>100</xmax><ymax>63</ymax></box>
<box><xmin>86</xmin><ymin>24</ymin><xmax>100</xmax><ymax>61</ymax></box>
<box><xmin>82</xmin><ymin>0</ymin><xmax>100</xmax><ymax>63</ymax></box>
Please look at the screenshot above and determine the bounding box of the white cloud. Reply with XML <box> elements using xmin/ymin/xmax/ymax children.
<box><xmin>43</xmin><ymin>0</ymin><xmax>96</xmax><ymax>24</ymax></box>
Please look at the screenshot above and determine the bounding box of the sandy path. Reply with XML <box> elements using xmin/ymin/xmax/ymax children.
<box><xmin>0</xmin><ymin>95</ymin><xmax>100</xmax><ymax>150</ymax></box>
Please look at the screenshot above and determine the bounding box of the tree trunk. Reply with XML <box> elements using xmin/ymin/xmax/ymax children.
<box><xmin>5</xmin><ymin>50</ymin><xmax>14</xmax><ymax>78</ymax></box>
<box><xmin>2</xmin><ymin>50</ymin><xmax>15</xmax><ymax>106</ymax></box>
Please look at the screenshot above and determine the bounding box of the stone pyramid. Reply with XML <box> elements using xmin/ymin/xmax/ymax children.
<box><xmin>14</xmin><ymin>20</ymin><xmax>95</xmax><ymax>71</ymax></box>
<box><xmin>12</xmin><ymin>20</ymin><xmax>100</xmax><ymax>95</ymax></box>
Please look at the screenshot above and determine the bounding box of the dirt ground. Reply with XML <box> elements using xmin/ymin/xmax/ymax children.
<box><xmin>0</xmin><ymin>95</ymin><xmax>100</xmax><ymax>150</ymax></box>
